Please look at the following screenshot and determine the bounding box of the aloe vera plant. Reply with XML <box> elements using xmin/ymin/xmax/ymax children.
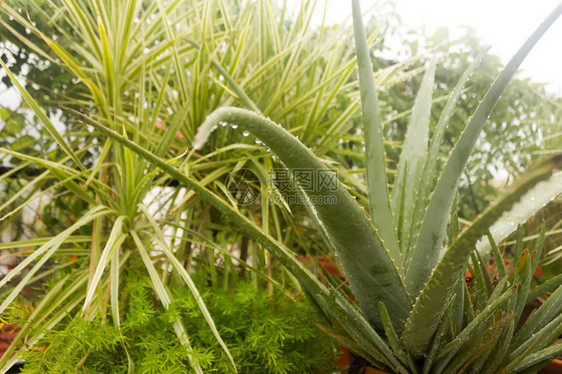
<box><xmin>187</xmin><ymin>1</ymin><xmax>562</xmax><ymax>372</ymax></box>
<box><xmin>2</xmin><ymin>0</ymin><xmax>562</xmax><ymax>373</ymax></box>
<box><xmin>73</xmin><ymin>0</ymin><xmax>562</xmax><ymax>370</ymax></box>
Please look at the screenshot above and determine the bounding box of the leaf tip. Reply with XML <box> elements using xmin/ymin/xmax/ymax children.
<box><xmin>193</xmin><ymin>115</ymin><xmax>218</xmax><ymax>150</ymax></box>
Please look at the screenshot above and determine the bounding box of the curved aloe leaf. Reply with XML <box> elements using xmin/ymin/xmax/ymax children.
<box><xmin>476</xmin><ymin>171</ymin><xmax>562</xmax><ymax>255</ymax></box>
<box><xmin>194</xmin><ymin>107</ymin><xmax>411</xmax><ymax>329</ymax></box>
<box><xmin>405</xmin><ymin>3</ymin><xmax>562</xmax><ymax>299</ymax></box>
<box><xmin>402</xmin><ymin>154</ymin><xmax>562</xmax><ymax>357</ymax></box>
<box><xmin>62</xmin><ymin>107</ymin><xmax>328</xmax><ymax>294</ymax></box>
<box><xmin>351</xmin><ymin>0</ymin><xmax>401</xmax><ymax>269</ymax></box>
<box><xmin>66</xmin><ymin>107</ymin><xmax>411</xmax><ymax>370</ymax></box>
<box><xmin>74</xmin><ymin>102</ymin><xmax>411</xmax><ymax>330</ymax></box>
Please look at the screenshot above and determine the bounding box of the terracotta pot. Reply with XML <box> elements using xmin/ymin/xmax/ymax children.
<box><xmin>539</xmin><ymin>358</ymin><xmax>562</xmax><ymax>374</ymax></box>
<box><xmin>335</xmin><ymin>347</ymin><xmax>352</xmax><ymax>368</ymax></box>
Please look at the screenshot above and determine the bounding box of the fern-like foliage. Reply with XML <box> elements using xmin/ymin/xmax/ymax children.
<box><xmin>12</xmin><ymin>269</ymin><xmax>337</xmax><ymax>374</ymax></box>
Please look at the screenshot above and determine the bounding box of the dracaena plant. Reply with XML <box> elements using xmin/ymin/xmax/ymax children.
<box><xmin>69</xmin><ymin>1</ymin><xmax>562</xmax><ymax>373</ymax></box>
<box><xmin>1</xmin><ymin>0</ymin><xmax>367</xmax><ymax>371</ymax></box>
<box><xmin>3</xmin><ymin>0</ymin><xmax>409</xmax><ymax>371</ymax></box>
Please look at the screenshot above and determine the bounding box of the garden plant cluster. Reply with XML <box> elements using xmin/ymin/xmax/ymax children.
<box><xmin>0</xmin><ymin>0</ymin><xmax>562</xmax><ymax>373</ymax></box>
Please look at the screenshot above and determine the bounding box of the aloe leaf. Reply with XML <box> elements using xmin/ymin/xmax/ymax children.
<box><xmin>463</xmin><ymin>277</ymin><xmax>475</xmax><ymax>324</ymax></box>
<box><xmin>489</xmin><ymin>233</ymin><xmax>508</xmax><ymax>281</ymax></box>
<box><xmin>314</xmin><ymin>324</ymin><xmax>387</xmax><ymax>370</ymax></box>
<box><xmin>512</xmin><ymin>225</ymin><xmax>545</xmax><ymax>323</ymax></box>
<box><xmin>507</xmin><ymin>313</ymin><xmax>562</xmax><ymax>367</ymax></box>
<box><xmin>510</xmin><ymin>341</ymin><xmax>562</xmax><ymax>373</ymax></box>
<box><xmin>409</xmin><ymin>49</ymin><xmax>488</xmax><ymax>260</ymax></box>
<box><xmin>325</xmin><ymin>288</ymin><xmax>410</xmax><ymax>373</ymax></box>
<box><xmin>404</xmin><ymin>3</ymin><xmax>562</xmax><ymax>300</ymax></box>
<box><xmin>402</xmin><ymin>155</ymin><xmax>562</xmax><ymax>357</ymax></box>
<box><xmin>470</xmin><ymin>251</ymin><xmax>490</xmax><ymax>310</ymax></box>
<box><xmin>436</xmin><ymin>284</ymin><xmax>516</xmax><ymax>362</ymax></box>
<box><xmin>442</xmin><ymin>312</ymin><xmax>516</xmax><ymax>374</ymax></box>
<box><xmin>481</xmin><ymin>318</ymin><xmax>516</xmax><ymax>374</ymax></box>
<box><xmin>422</xmin><ymin>296</ymin><xmax>455</xmax><ymax>374</ymax></box>
<box><xmin>193</xmin><ymin>106</ymin><xmax>411</xmax><ymax>328</ymax></box>
<box><xmin>510</xmin><ymin>284</ymin><xmax>562</xmax><ymax>351</ymax></box>
<box><xmin>527</xmin><ymin>273</ymin><xmax>562</xmax><ymax>303</ymax></box>
<box><xmin>476</xmin><ymin>171</ymin><xmax>562</xmax><ymax>255</ymax></box>
<box><xmin>352</xmin><ymin>0</ymin><xmax>401</xmax><ymax>268</ymax></box>
<box><xmin>391</xmin><ymin>56</ymin><xmax>437</xmax><ymax>256</ymax></box>
<box><xmin>378</xmin><ymin>302</ymin><xmax>410</xmax><ymax>369</ymax></box>
<box><xmin>449</xmin><ymin>274</ymin><xmax>465</xmax><ymax>336</ymax></box>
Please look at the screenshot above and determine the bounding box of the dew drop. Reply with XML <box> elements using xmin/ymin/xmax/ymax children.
<box><xmin>242</xmin><ymin>131</ymin><xmax>250</xmax><ymax>137</ymax></box>
<box><xmin>255</xmin><ymin>139</ymin><xmax>262</xmax><ymax>145</ymax></box>
<box><xmin>231</xmin><ymin>124</ymin><xmax>238</xmax><ymax>129</ymax></box>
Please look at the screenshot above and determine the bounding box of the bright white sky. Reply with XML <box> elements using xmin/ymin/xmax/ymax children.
<box><xmin>289</xmin><ymin>0</ymin><xmax>562</xmax><ymax>95</ymax></box>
